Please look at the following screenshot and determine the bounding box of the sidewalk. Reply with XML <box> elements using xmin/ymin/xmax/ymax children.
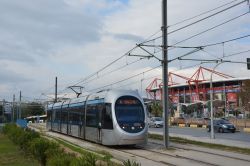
<box><xmin>149</xmin><ymin>131</ymin><xmax>250</xmax><ymax>149</ymax></box>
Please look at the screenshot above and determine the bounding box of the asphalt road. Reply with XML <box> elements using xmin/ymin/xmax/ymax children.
<box><xmin>149</xmin><ymin>126</ymin><xmax>250</xmax><ymax>142</ymax></box>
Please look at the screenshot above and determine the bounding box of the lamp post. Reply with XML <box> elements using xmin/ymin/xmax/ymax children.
<box><xmin>210</xmin><ymin>62</ymin><xmax>224</xmax><ymax>139</ymax></box>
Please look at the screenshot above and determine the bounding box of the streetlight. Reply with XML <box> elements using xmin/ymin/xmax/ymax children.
<box><xmin>210</xmin><ymin>61</ymin><xmax>224</xmax><ymax>139</ymax></box>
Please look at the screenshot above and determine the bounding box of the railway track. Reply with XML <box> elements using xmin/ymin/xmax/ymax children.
<box><xmin>29</xmin><ymin>123</ymin><xmax>250</xmax><ymax>166</ymax></box>
<box><xmin>144</xmin><ymin>140</ymin><xmax>250</xmax><ymax>165</ymax></box>
<box><xmin>116</xmin><ymin>146</ymin><xmax>219</xmax><ymax>166</ymax></box>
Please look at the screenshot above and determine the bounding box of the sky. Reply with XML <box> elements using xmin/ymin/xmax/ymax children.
<box><xmin>0</xmin><ymin>0</ymin><xmax>249</xmax><ymax>101</ymax></box>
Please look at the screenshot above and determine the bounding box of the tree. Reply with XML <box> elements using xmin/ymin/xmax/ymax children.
<box><xmin>151</xmin><ymin>102</ymin><xmax>163</xmax><ymax>117</ymax></box>
<box><xmin>21</xmin><ymin>102</ymin><xmax>45</xmax><ymax>118</ymax></box>
<box><xmin>238</xmin><ymin>80</ymin><xmax>250</xmax><ymax>118</ymax></box>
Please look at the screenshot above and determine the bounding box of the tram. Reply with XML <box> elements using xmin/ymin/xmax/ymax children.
<box><xmin>47</xmin><ymin>89</ymin><xmax>148</xmax><ymax>145</ymax></box>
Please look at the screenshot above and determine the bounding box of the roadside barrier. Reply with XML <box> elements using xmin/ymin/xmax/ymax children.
<box><xmin>190</xmin><ymin>124</ymin><xmax>198</xmax><ymax>128</ymax></box>
<box><xmin>172</xmin><ymin>118</ymin><xmax>250</xmax><ymax>132</ymax></box>
<box><xmin>243</xmin><ymin>128</ymin><xmax>250</xmax><ymax>133</ymax></box>
<box><xmin>178</xmin><ymin>124</ymin><xmax>185</xmax><ymax>127</ymax></box>
<box><xmin>202</xmin><ymin>125</ymin><xmax>207</xmax><ymax>128</ymax></box>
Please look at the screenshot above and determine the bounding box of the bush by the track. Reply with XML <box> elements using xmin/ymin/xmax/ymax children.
<box><xmin>2</xmin><ymin>124</ymin><xmax>140</xmax><ymax>166</ymax></box>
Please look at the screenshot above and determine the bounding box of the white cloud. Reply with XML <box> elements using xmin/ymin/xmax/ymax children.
<box><xmin>0</xmin><ymin>0</ymin><xmax>249</xmax><ymax>100</ymax></box>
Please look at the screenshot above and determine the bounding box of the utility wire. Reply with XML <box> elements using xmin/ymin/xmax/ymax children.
<box><xmin>168</xmin><ymin>0</ymin><xmax>247</xmax><ymax>35</ymax></box>
<box><xmin>201</xmin><ymin>49</ymin><xmax>221</xmax><ymax>59</ymax></box>
<box><xmin>201</xmin><ymin>34</ymin><xmax>250</xmax><ymax>47</ymax></box>
<box><xmin>72</xmin><ymin>47</ymin><xmax>136</xmax><ymax>86</ymax></box>
<box><xmin>80</xmin><ymin>58</ymin><xmax>145</xmax><ymax>86</ymax></box>
<box><xmin>87</xmin><ymin>65</ymin><xmax>161</xmax><ymax>92</ymax></box>
<box><xmin>117</xmin><ymin>62</ymin><xmax>204</xmax><ymax>89</ymax></box>
<box><xmin>81</xmin><ymin>9</ymin><xmax>249</xmax><ymax>92</ymax></box>
<box><xmin>223</xmin><ymin>49</ymin><xmax>250</xmax><ymax>58</ymax></box>
<box><xmin>168</xmin><ymin>48</ymin><xmax>203</xmax><ymax>63</ymax></box>
<box><xmin>172</xmin><ymin>11</ymin><xmax>249</xmax><ymax>46</ymax></box>
<box><xmin>169</xmin><ymin>0</ymin><xmax>240</xmax><ymax>27</ymax></box>
<box><xmin>41</xmin><ymin>2</ymin><xmax>249</xmax><ymax>97</ymax></box>
<box><xmin>178</xmin><ymin>58</ymin><xmax>248</xmax><ymax>65</ymax></box>
<box><xmin>142</xmin><ymin>0</ymin><xmax>247</xmax><ymax>44</ymax></box>
<box><xmin>65</xmin><ymin>30</ymin><xmax>162</xmax><ymax>88</ymax></box>
<box><xmin>171</xmin><ymin>34</ymin><xmax>250</xmax><ymax>48</ymax></box>
<box><xmin>90</xmin><ymin>61</ymin><xmax>205</xmax><ymax>92</ymax></box>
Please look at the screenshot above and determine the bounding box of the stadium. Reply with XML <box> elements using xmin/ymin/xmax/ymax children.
<box><xmin>146</xmin><ymin>66</ymin><xmax>250</xmax><ymax>119</ymax></box>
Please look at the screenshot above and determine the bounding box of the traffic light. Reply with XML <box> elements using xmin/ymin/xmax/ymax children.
<box><xmin>247</xmin><ymin>58</ymin><xmax>250</xmax><ymax>70</ymax></box>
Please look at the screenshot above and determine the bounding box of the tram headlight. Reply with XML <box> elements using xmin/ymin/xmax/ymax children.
<box><xmin>121</xmin><ymin>123</ymin><xmax>129</xmax><ymax>129</ymax></box>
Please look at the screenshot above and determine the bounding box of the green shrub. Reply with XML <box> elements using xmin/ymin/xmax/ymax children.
<box><xmin>4</xmin><ymin>124</ymin><xmax>24</xmax><ymax>144</ymax></box>
<box><xmin>99</xmin><ymin>150</ymin><xmax>112</xmax><ymax>162</ymax></box>
<box><xmin>2</xmin><ymin>124</ymin><xmax>119</xmax><ymax>166</ymax></box>
<box><xmin>123</xmin><ymin>160</ymin><xmax>141</xmax><ymax>166</ymax></box>
<box><xmin>75</xmin><ymin>153</ymin><xmax>97</xmax><ymax>166</ymax></box>
<box><xmin>2</xmin><ymin>123</ymin><xmax>40</xmax><ymax>153</ymax></box>
<box><xmin>19</xmin><ymin>129</ymin><xmax>40</xmax><ymax>152</ymax></box>
<box><xmin>29</xmin><ymin>137</ymin><xmax>60</xmax><ymax>166</ymax></box>
<box><xmin>48</xmin><ymin>153</ymin><xmax>77</xmax><ymax>166</ymax></box>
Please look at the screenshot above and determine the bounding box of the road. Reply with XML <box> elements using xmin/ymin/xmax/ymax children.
<box><xmin>149</xmin><ymin>126</ymin><xmax>250</xmax><ymax>142</ymax></box>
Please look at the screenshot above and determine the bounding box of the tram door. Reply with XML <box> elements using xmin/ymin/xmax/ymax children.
<box><xmin>97</xmin><ymin>105</ymin><xmax>102</xmax><ymax>143</ymax></box>
<box><xmin>79</xmin><ymin>105</ymin><xmax>85</xmax><ymax>139</ymax></box>
<box><xmin>67</xmin><ymin>110</ymin><xmax>72</xmax><ymax>135</ymax></box>
<box><xmin>85</xmin><ymin>104</ymin><xmax>102</xmax><ymax>143</ymax></box>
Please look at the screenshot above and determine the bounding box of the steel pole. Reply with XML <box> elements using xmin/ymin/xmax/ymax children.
<box><xmin>55</xmin><ymin>77</ymin><xmax>58</xmax><ymax>103</ymax></box>
<box><xmin>3</xmin><ymin>99</ymin><xmax>5</xmax><ymax>122</ymax></box>
<box><xmin>223</xmin><ymin>82</ymin><xmax>227</xmax><ymax>118</ymax></box>
<box><xmin>162</xmin><ymin>0</ymin><xmax>169</xmax><ymax>148</ymax></box>
<box><xmin>19</xmin><ymin>91</ymin><xmax>21</xmax><ymax>119</ymax></box>
<box><xmin>12</xmin><ymin>94</ymin><xmax>15</xmax><ymax>122</ymax></box>
<box><xmin>210</xmin><ymin>62</ymin><xmax>223</xmax><ymax>139</ymax></box>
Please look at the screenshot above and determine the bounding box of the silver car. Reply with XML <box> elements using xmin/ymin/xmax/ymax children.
<box><xmin>149</xmin><ymin>117</ymin><xmax>163</xmax><ymax>128</ymax></box>
<box><xmin>207</xmin><ymin>119</ymin><xmax>236</xmax><ymax>133</ymax></box>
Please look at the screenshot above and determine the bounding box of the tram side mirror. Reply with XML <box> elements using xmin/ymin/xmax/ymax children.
<box><xmin>98</xmin><ymin>122</ymin><xmax>102</xmax><ymax>129</ymax></box>
<box><xmin>247</xmin><ymin>58</ymin><xmax>250</xmax><ymax>70</ymax></box>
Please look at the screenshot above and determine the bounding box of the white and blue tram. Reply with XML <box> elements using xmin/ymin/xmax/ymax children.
<box><xmin>47</xmin><ymin>90</ymin><xmax>148</xmax><ymax>145</ymax></box>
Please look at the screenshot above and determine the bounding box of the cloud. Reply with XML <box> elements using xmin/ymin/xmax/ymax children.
<box><xmin>0</xmin><ymin>0</ymin><xmax>103</xmax><ymax>62</ymax></box>
<box><xmin>0</xmin><ymin>0</ymin><xmax>249</xmax><ymax>100</ymax></box>
<box><xmin>0</xmin><ymin>68</ymin><xmax>30</xmax><ymax>84</ymax></box>
<box><xmin>112</xmin><ymin>33</ymin><xmax>144</xmax><ymax>42</ymax></box>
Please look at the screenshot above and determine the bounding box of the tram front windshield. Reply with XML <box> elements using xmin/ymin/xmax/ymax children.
<box><xmin>115</xmin><ymin>96</ymin><xmax>144</xmax><ymax>123</ymax></box>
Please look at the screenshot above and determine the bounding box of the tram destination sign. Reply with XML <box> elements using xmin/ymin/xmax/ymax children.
<box><xmin>117</xmin><ymin>99</ymin><xmax>139</xmax><ymax>105</ymax></box>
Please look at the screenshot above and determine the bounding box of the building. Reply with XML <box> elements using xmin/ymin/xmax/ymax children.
<box><xmin>146</xmin><ymin>66</ymin><xmax>250</xmax><ymax>118</ymax></box>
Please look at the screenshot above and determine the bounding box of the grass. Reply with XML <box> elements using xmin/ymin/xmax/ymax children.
<box><xmin>0</xmin><ymin>133</ymin><xmax>39</xmax><ymax>166</ymax></box>
<box><xmin>51</xmin><ymin>137</ymin><xmax>117</xmax><ymax>164</ymax></box>
<box><xmin>53</xmin><ymin>137</ymin><xmax>95</xmax><ymax>155</ymax></box>
<box><xmin>149</xmin><ymin>133</ymin><xmax>250</xmax><ymax>155</ymax></box>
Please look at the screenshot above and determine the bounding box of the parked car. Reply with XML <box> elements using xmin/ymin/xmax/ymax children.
<box><xmin>149</xmin><ymin>117</ymin><xmax>163</xmax><ymax>128</ymax></box>
<box><xmin>207</xmin><ymin>119</ymin><xmax>236</xmax><ymax>133</ymax></box>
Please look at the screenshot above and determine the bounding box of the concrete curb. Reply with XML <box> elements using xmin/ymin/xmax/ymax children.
<box><xmin>149</xmin><ymin>131</ymin><xmax>250</xmax><ymax>149</ymax></box>
<box><xmin>243</xmin><ymin>128</ymin><xmax>250</xmax><ymax>133</ymax></box>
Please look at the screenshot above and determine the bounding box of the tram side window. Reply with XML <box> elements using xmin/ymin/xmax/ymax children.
<box><xmin>47</xmin><ymin>110</ymin><xmax>52</xmax><ymax>122</ymax></box>
<box><xmin>68</xmin><ymin>107</ymin><xmax>82</xmax><ymax>125</ymax></box>
<box><xmin>102</xmin><ymin>104</ymin><xmax>113</xmax><ymax>129</ymax></box>
<box><xmin>55</xmin><ymin>109</ymin><xmax>61</xmax><ymax>123</ymax></box>
<box><xmin>86</xmin><ymin>105</ymin><xmax>98</xmax><ymax>127</ymax></box>
<box><xmin>61</xmin><ymin>110</ymin><xmax>68</xmax><ymax>124</ymax></box>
